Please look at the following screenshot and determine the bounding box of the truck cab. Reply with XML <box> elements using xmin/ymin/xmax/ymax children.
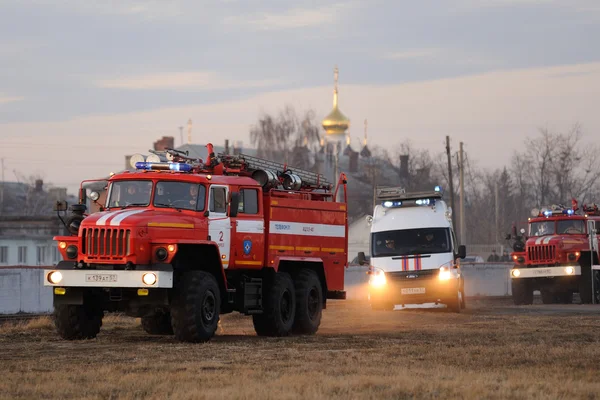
<box><xmin>359</xmin><ymin>187</ymin><xmax>466</xmax><ymax>312</ymax></box>
<box><xmin>510</xmin><ymin>204</ymin><xmax>600</xmax><ymax>305</ymax></box>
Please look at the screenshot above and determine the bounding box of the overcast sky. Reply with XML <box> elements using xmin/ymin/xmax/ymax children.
<box><xmin>1</xmin><ymin>0</ymin><xmax>599</xmax><ymax>194</ymax></box>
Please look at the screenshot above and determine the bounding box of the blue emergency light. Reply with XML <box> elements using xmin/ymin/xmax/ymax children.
<box><xmin>434</xmin><ymin>185</ymin><xmax>442</xmax><ymax>192</ymax></box>
<box><xmin>135</xmin><ymin>162</ymin><xmax>192</xmax><ymax>172</ymax></box>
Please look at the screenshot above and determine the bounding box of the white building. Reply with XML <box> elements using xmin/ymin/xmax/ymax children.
<box><xmin>0</xmin><ymin>216</ymin><xmax>67</xmax><ymax>267</ymax></box>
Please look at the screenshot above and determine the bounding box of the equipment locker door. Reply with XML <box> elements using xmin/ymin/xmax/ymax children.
<box><xmin>208</xmin><ymin>185</ymin><xmax>232</xmax><ymax>269</ymax></box>
<box><xmin>231</xmin><ymin>187</ymin><xmax>264</xmax><ymax>268</ymax></box>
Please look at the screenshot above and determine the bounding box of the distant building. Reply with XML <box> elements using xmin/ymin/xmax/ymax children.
<box><xmin>0</xmin><ymin>216</ymin><xmax>67</xmax><ymax>266</ymax></box>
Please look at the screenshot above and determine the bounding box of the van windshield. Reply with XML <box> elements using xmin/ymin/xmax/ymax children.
<box><xmin>371</xmin><ymin>228</ymin><xmax>451</xmax><ymax>257</ymax></box>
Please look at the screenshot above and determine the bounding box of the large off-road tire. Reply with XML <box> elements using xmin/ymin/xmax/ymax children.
<box><xmin>557</xmin><ymin>291</ymin><xmax>573</xmax><ymax>304</ymax></box>
<box><xmin>170</xmin><ymin>271</ymin><xmax>220</xmax><ymax>343</ymax></box>
<box><xmin>142</xmin><ymin>310</ymin><xmax>174</xmax><ymax>335</ymax></box>
<box><xmin>292</xmin><ymin>269</ymin><xmax>323</xmax><ymax>335</ymax></box>
<box><xmin>253</xmin><ymin>272</ymin><xmax>296</xmax><ymax>337</ymax></box>
<box><xmin>578</xmin><ymin>264</ymin><xmax>596</xmax><ymax>304</ymax></box>
<box><xmin>540</xmin><ymin>289</ymin><xmax>556</xmax><ymax>304</ymax></box>
<box><xmin>54</xmin><ymin>302</ymin><xmax>103</xmax><ymax>340</ymax></box>
<box><xmin>511</xmin><ymin>279</ymin><xmax>534</xmax><ymax>305</ymax></box>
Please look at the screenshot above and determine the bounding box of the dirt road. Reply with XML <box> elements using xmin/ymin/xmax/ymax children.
<box><xmin>1</xmin><ymin>299</ymin><xmax>600</xmax><ymax>399</ymax></box>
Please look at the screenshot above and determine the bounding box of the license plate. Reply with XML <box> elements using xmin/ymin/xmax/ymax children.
<box><xmin>85</xmin><ymin>274</ymin><xmax>118</xmax><ymax>283</ymax></box>
<box><xmin>401</xmin><ymin>287</ymin><xmax>426</xmax><ymax>295</ymax></box>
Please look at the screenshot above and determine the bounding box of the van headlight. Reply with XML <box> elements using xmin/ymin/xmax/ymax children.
<box><xmin>438</xmin><ymin>266</ymin><xmax>452</xmax><ymax>281</ymax></box>
<box><xmin>369</xmin><ymin>268</ymin><xmax>387</xmax><ymax>288</ymax></box>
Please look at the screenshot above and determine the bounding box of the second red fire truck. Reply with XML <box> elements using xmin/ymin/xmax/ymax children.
<box><xmin>510</xmin><ymin>203</ymin><xmax>600</xmax><ymax>305</ymax></box>
<box><xmin>44</xmin><ymin>145</ymin><xmax>348</xmax><ymax>342</ymax></box>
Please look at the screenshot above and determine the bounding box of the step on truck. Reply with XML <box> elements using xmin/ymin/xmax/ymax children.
<box><xmin>45</xmin><ymin>145</ymin><xmax>348</xmax><ymax>342</ymax></box>
<box><xmin>357</xmin><ymin>186</ymin><xmax>467</xmax><ymax>312</ymax></box>
<box><xmin>510</xmin><ymin>203</ymin><xmax>600</xmax><ymax>305</ymax></box>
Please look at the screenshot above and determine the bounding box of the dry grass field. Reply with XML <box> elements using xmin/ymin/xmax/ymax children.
<box><xmin>1</xmin><ymin>298</ymin><xmax>600</xmax><ymax>400</ymax></box>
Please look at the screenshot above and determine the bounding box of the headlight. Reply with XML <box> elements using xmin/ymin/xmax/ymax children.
<box><xmin>142</xmin><ymin>273</ymin><xmax>157</xmax><ymax>286</ymax></box>
<box><xmin>438</xmin><ymin>266</ymin><xmax>452</xmax><ymax>281</ymax></box>
<box><xmin>565</xmin><ymin>266</ymin><xmax>575</xmax><ymax>275</ymax></box>
<box><xmin>369</xmin><ymin>269</ymin><xmax>387</xmax><ymax>288</ymax></box>
<box><xmin>511</xmin><ymin>269</ymin><xmax>521</xmax><ymax>278</ymax></box>
<box><xmin>48</xmin><ymin>271</ymin><xmax>63</xmax><ymax>284</ymax></box>
<box><xmin>66</xmin><ymin>245</ymin><xmax>78</xmax><ymax>259</ymax></box>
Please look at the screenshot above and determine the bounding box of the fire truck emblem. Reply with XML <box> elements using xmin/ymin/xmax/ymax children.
<box><xmin>243</xmin><ymin>240</ymin><xmax>252</xmax><ymax>255</ymax></box>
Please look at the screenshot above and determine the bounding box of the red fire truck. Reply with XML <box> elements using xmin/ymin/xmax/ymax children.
<box><xmin>44</xmin><ymin>145</ymin><xmax>348</xmax><ymax>342</ymax></box>
<box><xmin>510</xmin><ymin>203</ymin><xmax>600</xmax><ymax>305</ymax></box>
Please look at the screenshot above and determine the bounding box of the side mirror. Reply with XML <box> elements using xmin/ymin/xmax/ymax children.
<box><xmin>457</xmin><ymin>245</ymin><xmax>466</xmax><ymax>260</ymax></box>
<box><xmin>204</xmin><ymin>210</ymin><xmax>210</xmax><ymax>217</ymax></box>
<box><xmin>357</xmin><ymin>251</ymin><xmax>367</xmax><ymax>266</ymax></box>
<box><xmin>53</xmin><ymin>201</ymin><xmax>68</xmax><ymax>212</ymax></box>
<box><xmin>229</xmin><ymin>192</ymin><xmax>240</xmax><ymax>218</ymax></box>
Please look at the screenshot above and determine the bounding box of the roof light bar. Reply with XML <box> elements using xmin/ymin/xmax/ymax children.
<box><xmin>135</xmin><ymin>162</ymin><xmax>192</xmax><ymax>172</ymax></box>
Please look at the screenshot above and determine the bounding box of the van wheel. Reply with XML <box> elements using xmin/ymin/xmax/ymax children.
<box><xmin>446</xmin><ymin>289</ymin><xmax>462</xmax><ymax>313</ymax></box>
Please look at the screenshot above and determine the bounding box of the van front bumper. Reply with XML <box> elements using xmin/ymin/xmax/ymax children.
<box><xmin>369</xmin><ymin>269</ymin><xmax>460</xmax><ymax>305</ymax></box>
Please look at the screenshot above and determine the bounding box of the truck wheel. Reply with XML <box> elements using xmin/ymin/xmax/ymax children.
<box><xmin>511</xmin><ymin>279</ymin><xmax>533</xmax><ymax>305</ymax></box>
<box><xmin>578</xmin><ymin>265</ymin><xmax>596</xmax><ymax>304</ymax></box>
<box><xmin>446</xmin><ymin>289</ymin><xmax>462</xmax><ymax>313</ymax></box>
<box><xmin>170</xmin><ymin>271</ymin><xmax>220</xmax><ymax>343</ymax></box>
<box><xmin>557</xmin><ymin>291</ymin><xmax>573</xmax><ymax>304</ymax></box>
<box><xmin>141</xmin><ymin>310</ymin><xmax>174</xmax><ymax>335</ymax></box>
<box><xmin>540</xmin><ymin>289</ymin><xmax>556</xmax><ymax>304</ymax></box>
<box><xmin>54</xmin><ymin>301</ymin><xmax>103</xmax><ymax>340</ymax></box>
<box><xmin>292</xmin><ymin>269</ymin><xmax>323</xmax><ymax>335</ymax></box>
<box><xmin>253</xmin><ymin>272</ymin><xmax>296</xmax><ymax>337</ymax></box>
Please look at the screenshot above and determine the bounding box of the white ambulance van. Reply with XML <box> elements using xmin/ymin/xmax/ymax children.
<box><xmin>357</xmin><ymin>186</ymin><xmax>467</xmax><ymax>312</ymax></box>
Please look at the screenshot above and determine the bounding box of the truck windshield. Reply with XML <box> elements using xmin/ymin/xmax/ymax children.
<box><xmin>557</xmin><ymin>219</ymin><xmax>585</xmax><ymax>234</ymax></box>
<box><xmin>153</xmin><ymin>181</ymin><xmax>206</xmax><ymax>211</ymax></box>
<box><xmin>107</xmin><ymin>180</ymin><xmax>153</xmax><ymax>208</ymax></box>
<box><xmin>371</xmin><ymin>228</ymin><xmax>451</xmax><ymax>257</ymax></box>
<box><xmin>529</xmin><ymin>221</ymin><xmax>555</xmax><ymax>236</ymax></box>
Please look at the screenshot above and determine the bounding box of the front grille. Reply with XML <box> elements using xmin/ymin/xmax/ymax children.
<box><xmin>528</xmin><ymin>245</ymin><xmax>556</xmax><ymax>262</ymax></box>
<box><xmin>82</xmin><ymin>228</ymin><xmax>131</xmax><ymax>258</ymax></box>
<box><xmin>386</xmin><ymin>269</ymin><xmax>438</xmax><ymax>282</ymax></box>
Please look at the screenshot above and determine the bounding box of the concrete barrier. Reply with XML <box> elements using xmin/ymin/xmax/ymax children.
<box><xmin>0</xmin><ymin>267</ymin><xmax>53</xmax><ymax>314</ymax></box>
<box><xmin>0</xmin><ymin>263</ymin><xmax>513</xmax><ymax>315</ymax></box>
<box><xmin>343</xmin><ymin>263</ymin><xmax>513</xmax><ymax>300</ymax></box>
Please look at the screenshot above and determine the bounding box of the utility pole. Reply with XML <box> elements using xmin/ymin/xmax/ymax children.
<box><xmin>495</xmin><ymin>182</ymin><xmax>499</xmax><ymax>244</ymax></box>
<box><xmin>459</xmin><ymin>142</ymin><xmax>465</xmax><ymax>245</ymax></box>
<box><xmin>445</xmin><ymin>136</ymin><xmax>457</xmax><ymax>234</ymax></box>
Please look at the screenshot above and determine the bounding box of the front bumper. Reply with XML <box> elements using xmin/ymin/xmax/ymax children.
<box><xmin>510</xmin><ymin>265</ymin><xmax>580</xmax><ymax>279</ymax></box>
<box><xmin>43</xmin><ymin>261</ymin><xmax>173</xmax><ymax>289</ymax></box>
<box><xmin>369</xmin><ymin>269</ymin><xmax>460</xmax><ymax>305</ymax></box>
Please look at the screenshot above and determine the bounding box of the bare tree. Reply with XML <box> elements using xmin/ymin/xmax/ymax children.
<box><xmin>249</xmin><ymin>106</ymin><xmax>322</xmax><ymax>168</ymax></box>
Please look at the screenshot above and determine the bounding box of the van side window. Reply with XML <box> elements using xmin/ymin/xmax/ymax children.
<box><xmin>210</xmin><ymin>187</ymin><xmax>226</xmax><ymax>213</ymax></box>
<box><xmin>239</xmin><ymin>189</ymin><xmax>259</xmax><ymax>215</ymax></box>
